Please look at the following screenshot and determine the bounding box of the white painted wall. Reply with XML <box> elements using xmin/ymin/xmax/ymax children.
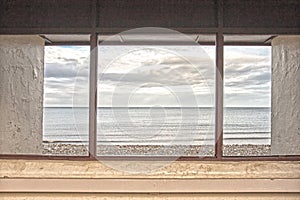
<box><xmin>0</xmin><ymin>35</ymin><xmax>44</xmax><ymax>154</ymax></box>
<box><xmin>271</xmin><ymin>36</ymin><xmax>300</xmax><ymax>155</ymax></box>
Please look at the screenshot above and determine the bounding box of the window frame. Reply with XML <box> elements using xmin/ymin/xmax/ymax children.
<box><xmin>0</xmin><ymin>31</ymin><xmax>299</xmax><ymax>161</ymax></box>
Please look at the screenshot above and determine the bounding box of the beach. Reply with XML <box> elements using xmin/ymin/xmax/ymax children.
<box><xmin>42</xmin><ymin>143</ymin><xmax>271</xmax><ymax>157</ymax></box>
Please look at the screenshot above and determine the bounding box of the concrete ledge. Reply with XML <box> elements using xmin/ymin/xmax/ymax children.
<box><xmin>1</xmin><ymin>160</ymin><xmax>299</xmax><ymax>179</ymax></box>
<box><xmin>1</xmin><ymin>160</ymin><xmax>299</xmax><ymax>194</ymax></box>
<box><xmin>1</xmin><ymin>178</ymin><xmax>300</xmax><ymax>193</ymax></box>
<box><xmin>1</xmin><ymin>193</ymin><xmax>300</xmax><ymax>200</ymax></box>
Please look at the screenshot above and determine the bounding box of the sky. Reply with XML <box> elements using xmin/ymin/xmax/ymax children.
<box><xmin>44</xmin><ymin>44</ymin><xmax>271</xmax><ymax>107</ymax></box>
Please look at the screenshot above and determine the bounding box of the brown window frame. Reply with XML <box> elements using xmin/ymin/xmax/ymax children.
<box><xmin>0</xmin><ymin>31</ymin><xmax>300</xmax><ymax>161</ymax></box>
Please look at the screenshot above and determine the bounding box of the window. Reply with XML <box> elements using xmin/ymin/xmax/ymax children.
<box><xmin>223</xmin><ymin>35</ymin><xmax>300</xmax><ymax>157</ymax></box>
<box><xmin>224</xmin><ymin>46</ymin><xmax>271</xmax><ymax>156</ymax></box>
<box><xmin>97</xmin><ymin>42</ymin><xmax>216</xmax><ymax>157</ymax></box>
<box><xmin>0</xmin><ymin>33</ymin><xmax>299</xmax><ymax>160</ymax></box>
<box><xmin>43</xmin><ymin>45</ymin><xmax>90</xmax><ymax>156</ymax></box>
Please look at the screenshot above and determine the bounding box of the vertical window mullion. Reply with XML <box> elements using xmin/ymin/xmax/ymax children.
<box><xmin>215</xmin><ymin>0</ymin><xmax>224</xmax><ymax>159</ymax></box>
<box><xmin>89</xmin><ymin>33</ymin><xmax>98</xmax><ymax>158</ymax></box>
<box><xmin>215</xmin><ymin>32</ymin><xmax>224</xmax><ymax>158</ymax></box>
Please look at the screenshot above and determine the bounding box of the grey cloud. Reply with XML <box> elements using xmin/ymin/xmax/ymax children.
<box><xmin>225</xmin><ymin>65</ymin><xmax>254</xmax><ymax>75</ymax></box>
<box><xmin>44</xmin><ymin>80</ymin><xmax>75</xmax><ymax>91</ymax></box>
<box><xmin>45</xmin><ymin>63</ymin><xmax>88</xmax><ymax>78</ymax></box>
<box><xmin>99</xmin><ymin>64</ymin><xmax>214</xmax><ymax>88</ymax></box>
<box><xmin>158</xmin><ymin>56</ymin><xmax>213</xmax><ymax>66</ymax></box>
<box><xmin>225</xmin><ymin>71</ymin><xmax>270</xmax><ymax>88</ymax></box>
<box><xmin>44</xmin><ymin>46</ymin><xmax>271</xmax><ymax>107</ymax></box>
<box><xmin>248</xmin><ymin>72</ymin><xmax>271</xmax><ymax>83</ymax></box>
<box><xmin>56</xmin><ymin>57</ymin><xmax>79</xmax><ymax>63</ymax></box>
<box><xmin>45</xmin><ymin>63</ymin><xmax>77</xmax><ymax>78</ymax></box>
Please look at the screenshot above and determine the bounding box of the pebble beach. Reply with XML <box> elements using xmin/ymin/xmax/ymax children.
<box><xmin>42</xmin><ymin>143</ymin><xmax>271</xmax><ymax>157</ymax></box>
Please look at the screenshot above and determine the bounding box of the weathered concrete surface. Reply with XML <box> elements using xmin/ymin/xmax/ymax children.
<box><xmin>1</xmin><ymin>178</ymin><xmax>299</xmax><ymax>193</ymax></box>
<box><xmin>1</xmin><ymin>160</ymin><xmax>299</xmax><ymax>179</ymax></box>
<box><xmin>0</xmin><ymin>35</ymin><xmax>44</xmax><ymax>154</ymax></box>
<box><xmin>271</xmin><ymin>36</ymin><xmax>300</xmax><ymax>155</ymax></box>
<box><xmin>1</xmin><ymin>193</ymin><xmax>300</xmax><ymax>200</ymax></box>
<box><xmin>1</xmin><ymin>160</ymin><xmax>300</xmax><ymax>196</ymax></box>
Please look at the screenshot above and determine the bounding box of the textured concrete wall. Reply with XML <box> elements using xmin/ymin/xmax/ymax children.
<box><xmin>0</xmin><ymin>35</ymin><xmax>44</xmax><ymax>154</ymax></box>
<box><xmin>1</xmin><ymin>160</ymin><xmax>299</xmax><ymax>179</ymax></box>
<box><xmin>271</xmin><ymin>36</ymin><xmax>300</xmax><ymax>155</ymax></box>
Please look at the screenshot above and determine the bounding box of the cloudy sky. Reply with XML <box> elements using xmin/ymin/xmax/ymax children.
<box><xmin>44</xmin><ymin>45</ymin><xmax>271</xmax><ymax>107</ymax></box>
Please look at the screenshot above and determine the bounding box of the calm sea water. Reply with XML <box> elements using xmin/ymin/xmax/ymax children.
<box><xmin>43</xmin><ymin>107</ymin><xmax>271</xmax><ymax>145</ymax></box>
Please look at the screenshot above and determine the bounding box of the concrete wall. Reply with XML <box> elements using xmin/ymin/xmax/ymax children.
<box><xmin>271</xmin><ymin>36</ymin><xmax>300</xmax><ymax>155</ymax></box>
<box><xmin>1</xmin><ymin>160</ymin><xmax>299</xmax><ymax>198</ymax></box>
<box><xmin>0</xmin><ymin>35</ymin><xmax>44</xmax><ymax>154</ymax></box>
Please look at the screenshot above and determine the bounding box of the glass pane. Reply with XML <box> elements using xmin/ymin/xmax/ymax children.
<box><xmin>43</xmin><ymin>46</ymin><xmax>90</xmax><ymax>156</ymax></box>
<box><xmin>224</xmin><ymin>46</ymin><xmax>271</xmax><ymax>156</ymax></box>
<box><xmin>97</xmin><ymin>31</ymin><xmax>216</xmax><ymax>158</ymax></box>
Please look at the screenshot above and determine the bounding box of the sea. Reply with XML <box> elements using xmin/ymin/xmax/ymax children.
<box><xmin>43</xmin><ymin>107</ymin><xmax>271</xmax><ymax>145</ymax></box>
